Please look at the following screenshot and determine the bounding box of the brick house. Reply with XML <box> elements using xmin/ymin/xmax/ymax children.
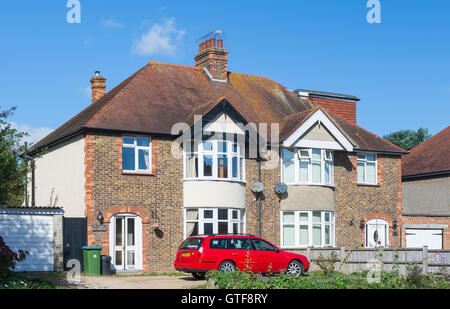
<box><xmin>29</xmin><ymin>34</ymin><xmax>406</xmax><ymax>272</ymax></box>
<box><xmin>402</xmin><ymin>126</ymin><xmax>450</xmax><ymax>249</ymax></box>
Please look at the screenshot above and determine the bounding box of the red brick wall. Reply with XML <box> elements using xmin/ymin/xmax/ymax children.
<box><xmin>310</xmin><ymin>97</ymin><xmax>357</xmax><ymax>124</ymax></box>
<box><xmin>334</xmin><ymin>152</ymin><xmax>402</xmax><ymax>248</ymax></box>
<box><xmin>84</xmin><ymin>133</ymin><xmax>184</xmax><ymax>272</ymax></box>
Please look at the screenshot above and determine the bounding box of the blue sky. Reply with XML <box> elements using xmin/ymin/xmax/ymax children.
<box><xmin>0</xmin><ymin>0</ymin><xmax>449</xmax><ymax>144</ymax></box>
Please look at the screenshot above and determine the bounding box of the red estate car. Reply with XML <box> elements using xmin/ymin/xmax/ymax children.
<box><xmin>174</xmin><ymin>234</ymin><xmax>309</xmax><ymax>279</ymax></box>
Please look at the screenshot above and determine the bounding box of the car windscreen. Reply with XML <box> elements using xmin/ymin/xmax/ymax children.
<box><xmin>179</xmin><ymin>238</ymin><xmax>203</xmax><ymax>250</ymax></box>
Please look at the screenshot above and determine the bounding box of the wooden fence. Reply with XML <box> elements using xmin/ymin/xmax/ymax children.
<box><xmin>286</xmin><ymin>247</ymin><xmax>450</xmax><ymax>274</ymax></box>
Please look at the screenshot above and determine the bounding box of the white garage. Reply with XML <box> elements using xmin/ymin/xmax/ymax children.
<box><xmin>405</xmin><ymin>228</ymin><xmax>443</xmax><ymax>250</ymax></box>
<box><xmin>0</xmin><ymin>207</ymin><xmax>64</xmax><ymax>272</ymax></box>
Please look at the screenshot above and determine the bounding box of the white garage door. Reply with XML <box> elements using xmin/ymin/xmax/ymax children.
<box><xmin>405</xmin><ymin>229</ymin><xmax>443</xmax><ymax>250</ymax></box>
<box><xmin>0</xmin><ymin>214</ymin><xmax>54</xmax><ymax>271</ymax></box>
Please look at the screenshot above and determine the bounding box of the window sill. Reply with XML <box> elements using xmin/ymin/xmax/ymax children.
<box><xmin>122</xmin><ymin>171</ymin><xmax>155</xmax><ymax>176</ymax></box>
<box><xmin>356</xmin><ymin>183</ymin><xmax>380</xmax><ymax>187</ymax></box>
<box><xmin>183</xmin><ymin>178</ymin><xmax>246</xmax><ymax>184</ymax></box>
<box><xmin>284</xmin><ymin>183</ymin><xmax>335</xmax><ymax>189</ymax></box>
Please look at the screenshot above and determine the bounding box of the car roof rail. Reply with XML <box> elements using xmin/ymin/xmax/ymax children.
<box><xmin>201</xmin><ymin>233</ymin><xmax>256</xmax><ymax>237</ymax></box>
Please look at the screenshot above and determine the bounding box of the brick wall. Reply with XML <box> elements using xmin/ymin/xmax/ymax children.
<box><xmin>334</xmin><ymin>152</ymin><xmax>402</xmax><ymax>248</ymax></box>
<box><xmin>84</xmin><ymin>133</ymin><xmax>403</xmax><ymax>272</ymax></box>
<box><xmin>310</xmin><ymin>97</ymin><xmax>357</xmax><ymax>124</ymax></box>
<box><xmin>84</xmin><ymin>133</ymin><xmax>184</xmax><ymax>272</ymax></box>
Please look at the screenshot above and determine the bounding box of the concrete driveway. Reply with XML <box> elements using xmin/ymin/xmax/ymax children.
<box><xmin>76</xmin><ymin>274</ymin><xmax>206</xmax><ymax>289</ymax></box>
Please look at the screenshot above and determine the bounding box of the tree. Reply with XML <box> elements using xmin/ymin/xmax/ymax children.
<box><xmin>0</xmin><ymin>106</ymin><xmax>29</xmax><ymax>206</ymax></box>
<box><xmin>383</xmin><ymin>128</ymin><xmax>432</xmax><ymax>151</ymax></box>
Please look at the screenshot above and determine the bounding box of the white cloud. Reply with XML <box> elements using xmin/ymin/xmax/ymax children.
<box><xmin>133</xmin><ymin>18</ymin><xmax>186</xmax><ymax>56</ymax></box>
<box><xmin>100</xmin><ymin>18</ymin><xmax>124</xmax><ymax>28</ymax></box>
<box><xmin>78</xmin><ymin>86</ymin><xmax>91</xmax><ymax>98</ymax></box>
<box><xmin>10</xmin><ymin>122</ymin><xmax>54</xmax><ymax>146</ymax></box>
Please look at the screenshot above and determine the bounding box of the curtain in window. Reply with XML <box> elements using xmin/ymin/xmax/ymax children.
<box><xmin>186</xmin><ymin>154</ymin><xmax>198</xmax><ymax>178</ymax></box>
<box><xmin>282</xmin><ymin>149</ymin><xmax>295</xmax><ymax>183</ymax></box>
<box><xmin>186</xmin><ymin>209</ymin><xmax>199</xmax><ymax>236</ymax></box>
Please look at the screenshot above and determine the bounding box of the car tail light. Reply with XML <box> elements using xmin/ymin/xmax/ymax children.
<box><xmin>197</xmin><ymin>246</ymin><xmax>204</xmax><ymax>257</ymax></box>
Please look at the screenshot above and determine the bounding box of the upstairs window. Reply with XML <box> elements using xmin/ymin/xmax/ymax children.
<box><xmin>282</xmin><ymin>148</ymin><xmax>333</xmax><ymax>185</ymax></box>
<box><xmin>184</xmin><ymin>139</ymin><xmax>245</xmax><ymax>182</ymax></box>
<box><xmin>122</xmin><ymin>137</ymin><xmax>152</xmax><ymax>173</ymax></box>
<box><xmin>357</xmin><ymin>154</ymin><xmax>377</xmax><ymax>185</ymax></box>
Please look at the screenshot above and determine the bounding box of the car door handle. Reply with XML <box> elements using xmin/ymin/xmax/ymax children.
<box><xmin>232</xmin><ymin>253</ymin><xmax>239</xmax><ymax>256</ymax></box>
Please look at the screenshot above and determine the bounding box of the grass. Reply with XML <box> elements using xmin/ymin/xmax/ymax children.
<box><xmin>0</xmin><ymin>272</ymin><xmax>63</xmax><ymax>289</ymax></box>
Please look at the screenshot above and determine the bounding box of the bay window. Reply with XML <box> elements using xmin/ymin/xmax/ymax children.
<box><xmin>184</xmin><ymin>208</ymin><xmax>245</xmax><ymax>237</ymax></box>
<box><xmin>357</xmin><ymin>154</ymin><xmax>377</xmax><ymax>185</ymax></box>
<box><xmin>281</xmin><ymin>211</ymin><xmax>334</xmax><ymax>248</ymax></box>
<box><xmin>282</xmin><ymin>148</ymin><xmax>334</xmax><ymax>185</ymax></box>
<box><xmin>122</xmin><ymin>137</ymin><xmax>152</xmax><ymax>173</ymax></box>
<box><xmin>184</xmin><ymin>139</ymin><xmax>245</xmax><ymax>182</ymax></box>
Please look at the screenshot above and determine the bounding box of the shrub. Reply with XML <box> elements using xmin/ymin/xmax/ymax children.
<box><xmin>0</xmin><ymin>236</ymin><xmax>28</xmax><ymax>276</ymax></box>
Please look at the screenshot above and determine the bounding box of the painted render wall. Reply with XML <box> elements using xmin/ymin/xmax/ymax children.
<box><xmin>402</xmin><ymin>176</ymin><xmax>450</xmax><ymax>215</ymax></box>
<box><xmin>30</xmin><ymin>135</ymin><xmax>86</xmax><ymax>217</ymax></box>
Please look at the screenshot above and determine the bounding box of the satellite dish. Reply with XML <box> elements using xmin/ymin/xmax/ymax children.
<box><xmin>251</xmin><ymin>182</ymin><xmax>264</xmax><ymax>194</ymax></box>
<box><xmin>274</xmin><ymin>182</ymin><xmax>287</xmax><ymax>195</ymax></box>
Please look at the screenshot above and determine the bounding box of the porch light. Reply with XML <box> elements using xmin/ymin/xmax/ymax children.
<box><xmin>392</xmin><ymin>220</ymin><xmax>398</xmax><ymax>231</ymax></box>
<box><xmin>360</xmin><ymin>219</ymin><xmax>365</xmax><ymax>230</ymax></box>
<box><xmin>97</xmin><ymin>211</ymin><xmax>104</xmax><ymax>225</ymax></box>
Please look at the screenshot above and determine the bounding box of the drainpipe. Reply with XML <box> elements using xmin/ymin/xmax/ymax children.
<box><xmin>258</xmin><ymin>153</ymin><xmax>262</xmax><ymax>237</ymax></box>
<box><xmin>31</xmin><ymin>160</ymin><xmax>35</xmax><ymax>207</ymax></box>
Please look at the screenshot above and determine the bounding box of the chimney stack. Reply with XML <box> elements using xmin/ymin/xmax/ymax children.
<box><xmin>90</xmin><ymin>71</ymin><xmax>106</xmax><ymax>103</ymax></box>
<box><xmin>195</xmin><ymin>31</ymin><xmax>228</xmax><ymax>81</ymax></box>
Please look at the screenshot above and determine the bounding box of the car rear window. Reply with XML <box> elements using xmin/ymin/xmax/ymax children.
<box><xmin>179</xmin><ymin>238</ymin><xmax>203</xmax><ymax>250</ymax></box>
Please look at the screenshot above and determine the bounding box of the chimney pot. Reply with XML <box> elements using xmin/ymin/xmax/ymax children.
<box><xmin>217</xmin><ymin>39</ymin><xmax>223</xmax><ymax>49</ymax></box>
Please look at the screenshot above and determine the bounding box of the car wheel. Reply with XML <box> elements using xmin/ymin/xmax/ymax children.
<box><xmin>192</xmin><ymin>272</ymin><xmax>206</xmax><ymax>280</ymax></box>
<box><xmin>218</xmin><ymin>260</ymin><xmax>236</xmax><ymax>272</ymax></box>
<box><xmin>286</xmin><ymin>260</ymin><xmax>304</xmax><ymax>277</ymax></box>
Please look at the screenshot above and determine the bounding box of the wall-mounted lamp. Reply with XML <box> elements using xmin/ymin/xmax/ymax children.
<box><xmin>349</xmin><ymin>219</ymin><xmax>354</xmax><ymax>227</ymax></box>
<box><xmin>360</xmin><ymin>219</ymin><xmax>365</xmax><ymax>230</ymax></box>
<box><xmin>392</xmin><ymin>219</ymin><xmax>398</xmax><ymax>236</ymax></box>
<box><xmin>97</xmin><ymin>211</ymin><xmax>104</xmax><ymax>225</ymax></box>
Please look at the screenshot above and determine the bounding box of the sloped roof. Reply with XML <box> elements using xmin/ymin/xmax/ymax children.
<box><xmin>31</xmin><ymin>61</ymin><xmax>404</xmax><ymax>155</ymax></box>
<box><xmin>402</xmin><ymin>126</ymin><xmax>450</xmax><ymax>178</ymax></box>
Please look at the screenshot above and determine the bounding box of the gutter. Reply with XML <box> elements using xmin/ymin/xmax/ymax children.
<box><xmin>402</xmin><ymin>170</ymin><xmax>450</xmax><ymax>181</ymax></box>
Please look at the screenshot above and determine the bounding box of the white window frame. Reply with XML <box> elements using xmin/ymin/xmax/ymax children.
<box><xmin>183</xmin><ymin>139</ymin><xmax>245</xmax><ymax>183</ymax></box>
<box><xmin>183</xmin><ymin>208</ymin><xmax>246</xmax><ymax>238</ymax></box>
<box><xmin>281</xmin><ymin>148</ymin><xmax>334</xmax><ymax>186</ymax></box>
<box><xmin>280</xmin><ymin>210</ymin><xmax>335</xmax><ymax>248</ymax></box>
<box><xmin>357</xmin><ymin>153</ymin><xmax>378</xmax><ymax>185</ymax></box>
<box><xmin>122</xmin><ymin>136</ymin><xmax>152</xmax><ymax>173</ymax></box>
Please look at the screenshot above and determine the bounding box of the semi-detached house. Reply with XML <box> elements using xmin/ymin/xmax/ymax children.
<box><xmin>28</xmin><ymin>34</ymin><xmax>406</xmax><ymax>272</ymax></box>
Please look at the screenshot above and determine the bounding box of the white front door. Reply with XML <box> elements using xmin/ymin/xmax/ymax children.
<box><xmin>405</xmin><ymin>229</ymin><xmax>443</xmax><ymax>250</ymax></box>
<box><xmin>111</xmin><ymin>214</ymin><xmax>142</xmax><ymax>271</ymax></box>
<box><xmin>366</xmin><ymin>219</ymin><xmax>389</xmax><ymax>248</ymax></box>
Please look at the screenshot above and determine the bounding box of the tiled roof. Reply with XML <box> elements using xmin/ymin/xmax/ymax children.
<box><xmin>402</xmin><ymin>126</ymin><xmax>450</xmax><ymax>178</ymax></box>
<box><xmin>31</xmin><ymin>61</ymin><xmax>403</xmax><ymax>154</ymax></box>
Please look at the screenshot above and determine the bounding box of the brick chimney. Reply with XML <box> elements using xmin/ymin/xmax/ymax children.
<box><xmin>90</xmin><ymin>71</ymin><xmax>106</xmax><ymax>103</ymax></box>
<box><xmin>195</xmin><ymin>35</ymin><xmax>228</xmax><ymax>81</ymax></box>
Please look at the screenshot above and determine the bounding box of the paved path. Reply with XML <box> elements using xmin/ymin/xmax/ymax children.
<box><xmin>76</xmin><ymin>275</ymin><xmax>206</xmax><ymax>289</ymax></box>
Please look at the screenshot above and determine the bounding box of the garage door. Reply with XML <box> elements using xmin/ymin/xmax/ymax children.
<box><xmin>0</xmin><ymin>214</ymin><xmax>54</xmax><ymax>271</ymax></box>
<box><xmin>405</xmin><ymin>229</ymin><xmax>443</xmax><ymax>250</ymax></box>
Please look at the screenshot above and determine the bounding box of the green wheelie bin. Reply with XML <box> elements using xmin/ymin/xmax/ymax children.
<box><xmin>82</xmin><ymin>246</ymin><xmax>102</xmax><ymax>275</ymax></box>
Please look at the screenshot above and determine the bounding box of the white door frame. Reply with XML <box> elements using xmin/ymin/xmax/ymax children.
<box><xmin>365</xmin><ymin>218</ymin><xmax>389</xmax><ymax>248</ymax></box>
<box><xmin>109</xmin><ymin>214</ymin><xmax>143</xmax><ymax>271</ymax></box>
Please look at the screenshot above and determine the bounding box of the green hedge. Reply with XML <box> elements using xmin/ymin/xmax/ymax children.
<box><xmin>206</xmin><ymin>270</ymin><xmax>450</xmax><ymax>289</ymax></box>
